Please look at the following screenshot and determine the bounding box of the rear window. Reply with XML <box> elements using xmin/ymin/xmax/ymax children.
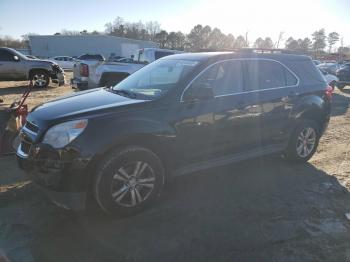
<box><xmin>285</xmin><ymin>59</ymin><xmax>325</xmax><ymax>85</ymax></box>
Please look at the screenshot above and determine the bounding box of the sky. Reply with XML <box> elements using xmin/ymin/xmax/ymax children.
<box><xmin>0</xmin><ymin>0</ymin><xmax>349</xmax><ymax>47</ymax></box>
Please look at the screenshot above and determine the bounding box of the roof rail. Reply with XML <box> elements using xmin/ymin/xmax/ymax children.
<box><xmin>195</xmin><ymin>48</ymin><xmax>304</xmax><ymax>55</ymax></box>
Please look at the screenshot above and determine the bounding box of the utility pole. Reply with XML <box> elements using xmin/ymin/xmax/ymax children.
<box><xmin>245</xmin><ymin>31</ymin><xmax>249</xmax><ymax>47</ymax></box>
<box><xmin>340</xmin><ymin>37</ymin><xmax>344</xmax><ymax>63</ymax></box>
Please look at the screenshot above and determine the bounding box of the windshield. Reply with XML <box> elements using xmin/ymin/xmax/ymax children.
<box><xmin>112</xmin><ymin>59</ymin><xmax>198</xmax><ymax>99</ymax></box>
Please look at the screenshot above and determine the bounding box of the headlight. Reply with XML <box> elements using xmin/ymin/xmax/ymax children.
<box><xmin>42</xmin><ymin>119</ymin><xmax>88</xmax><ymax>148</ymax></box>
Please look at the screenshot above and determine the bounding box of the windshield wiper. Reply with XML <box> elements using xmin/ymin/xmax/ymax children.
<box><xmin>108</xmin><ymin>88</ymin><xmax>137</xmax><ymax>99</ymax></box>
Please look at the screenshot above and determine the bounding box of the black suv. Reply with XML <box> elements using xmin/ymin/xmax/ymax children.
<box><xmin>17</xmin><ymin>51</ymin><xmax>332</xmax><ymax>215</ymax></box>
<box><xmin>336</xmin><ymin>62</ymin><xmax>350</xmax><ymax>89</ymax></box>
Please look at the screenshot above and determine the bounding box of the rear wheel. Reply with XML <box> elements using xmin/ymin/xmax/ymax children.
<box><xmin>94</xmin><ymin>146</ymin><xmax>165</xmax><ymax>216</ymax></box>
<box><xmin>284</xmin><ymin>120</ymin><xmax>320</xmax><ymax>163</ymax></box>
<box><xmin>30</xmin><ymin>70</ymin><xmax>50</xmax><ymax>88</ymax></box>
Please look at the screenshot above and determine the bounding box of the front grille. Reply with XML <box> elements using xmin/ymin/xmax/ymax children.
<box><xmin>21</xmin><ymin>140</ymin><xmax>32</xmax><ymax>154</ymax></box>
<box><xmin>25</xmin><ymin>121</ymin><xmax>39</xmax><ymax>133</ymax></box>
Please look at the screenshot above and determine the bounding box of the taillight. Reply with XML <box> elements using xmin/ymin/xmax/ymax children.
<box><xmin>79</xmin><ymin>63</ymin><xmax>89</xmax><ymax>77</ymax></box>
<box><xmin>325</xmin><ymin>86</ymin><xmax>333</xmax><ymax>100</ymax></box>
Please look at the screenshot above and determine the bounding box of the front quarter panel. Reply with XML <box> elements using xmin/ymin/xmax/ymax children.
<box><xmin>72</xmin><ymin>108</ymin><xmax>178</xmax><ymax>165</ymax></box>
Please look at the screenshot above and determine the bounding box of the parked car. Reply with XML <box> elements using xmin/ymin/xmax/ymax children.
<box><xmin>107</xmin><ymin>54</ymin><xmax>124</xmax><ymax>62</ymax></box>
<box><xmin>0</xmin><ymin>47</ymin><xmax>64</xmax><ymax>87</ymax></box>
<box><xmin>319</xmin><ymin>68</ymin><xmax>338</xmax><ymax>89</ymax></box>
<box><xmin>71</xmin><ymin>48</ymin><xmax>182</xmax><ymax>90</ymax></box>
<box><xmin>336</xmin><ymin>62</ymin><xmax>350</xmax><ymax>89</ymax></box>
<box><xmin>115</xmin><ymin>57</ymin><xmax>135</xmax><ymax>63</ymax></box>
<box><xmin>313</xmin><ymin>60</ymin><xmax>321</xmax><ymax>65</ymax></box>
<box><xmin>17</xmin><ymin>51</ymin><xmax>332</xmax><ymax>216</ymax></box>
<box><xmin>26</xmin><ymin>55</ymin><xmax>38</xmax><ymax>59</ymax></box>
<box><xmin>317</xmin><ymin>62</ymin><xmax>342</xmax><ymax>75</ymax></box>
<box><xmin>77</xmin><ymin>54</ymin><xmax>105</xmax><ymax>61</ymax></box>
<box><xmin>49</xmin><ymin>56</ymin><xmax>75</xmax><ymax>70</ymax></box>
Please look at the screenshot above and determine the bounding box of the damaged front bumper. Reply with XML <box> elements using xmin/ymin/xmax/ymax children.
<box><xmin>50</xmin><ymin>65</ymin><xmax>65</xmax><ymax>86</ymax></box>
<box><xmin>16</xmin><ymin>139</ymin><xmax>91</xmax><ymax>210</ymax></box>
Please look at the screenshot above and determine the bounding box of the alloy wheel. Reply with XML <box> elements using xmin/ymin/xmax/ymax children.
<box><xmin>33</xmin><ymin>74</ymin><xmax>47</xmax><ymax>87</ymax></box>
<box><xmin>296</xmin><ymin>127</ymin><xmax>316</xmax><ymax>158</ymax></box>
<box><xmin>111</xmin><ymin>161</ymin><xmax>156</xmax><ymax>207</ymax></box>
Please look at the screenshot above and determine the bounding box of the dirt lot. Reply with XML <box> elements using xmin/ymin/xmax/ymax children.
<box><xmin>1</xmin><ymin>76</ymin><xmax>350</xmax><ymax>261</ymax></box>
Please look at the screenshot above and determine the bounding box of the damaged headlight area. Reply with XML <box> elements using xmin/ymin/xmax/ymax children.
<box><xmin>42</xmin><ymin>119</ymin><xmax>88</xmax><ymax>149</ymax></box>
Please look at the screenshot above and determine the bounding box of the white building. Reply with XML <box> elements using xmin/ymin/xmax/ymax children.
<box><xmin>28</xmin><ymin>35</ymin><xmax>158</xmax><ymax>59</ymax></box>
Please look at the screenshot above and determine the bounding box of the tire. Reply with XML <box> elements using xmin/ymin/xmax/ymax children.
<box><xmin>94</xmin><ymin>146</ymin><xmax>165</xmax><ymax>216</ymax></box>
<box><xmin>30</xmin><ymin>70</ymin><xmax>50</xmax><ymax>88</ymax></box>
<box><xmin>284</xmin><ymin>119</ymin><xmax>320</xmax><ymax>163</ymax></box>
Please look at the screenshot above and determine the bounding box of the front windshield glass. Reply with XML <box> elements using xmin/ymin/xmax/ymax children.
<box><xmin>112</xmin><ymin>59</ymin><xmax>198</xmax><ymax>99</ymax></box>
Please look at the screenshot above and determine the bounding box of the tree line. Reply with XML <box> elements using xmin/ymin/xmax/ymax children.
<box><xmin>1</xmin><ymin>16</ymin><xmax>349</xmax><ymax>57</ymax></box>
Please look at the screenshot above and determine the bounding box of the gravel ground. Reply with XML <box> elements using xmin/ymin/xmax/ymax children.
<box><xmin>0</xmin><ymin>78</ymin><xmax>350</xmax><ymax>262</ymax></box>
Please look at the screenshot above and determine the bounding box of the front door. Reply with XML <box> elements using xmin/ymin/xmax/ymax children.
<box><xmin>175</xmin><ymin>59</ymin><xmax>263</xmax><ymax>164</ymax></box>
<box><xmin>0</xmin><ymin>49</ymin><xmax>25</xmax><ymax>81</ymax></box>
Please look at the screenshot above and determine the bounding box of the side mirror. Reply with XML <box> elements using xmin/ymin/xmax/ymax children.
<box><xmin>183</xmin><ymin>83</ymin><xmax>214</xmax><ymax>102</ymax></box>
<box><xmin>13</xmin><ymin>55</ymin><xmax>20</xmax><ymax>61</ymax></box>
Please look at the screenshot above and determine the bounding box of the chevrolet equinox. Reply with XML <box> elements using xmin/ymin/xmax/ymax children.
<box><xmin>17</xmin><ymin>51</ymin><xmax>332</xmax><ymax>216</ymax></box>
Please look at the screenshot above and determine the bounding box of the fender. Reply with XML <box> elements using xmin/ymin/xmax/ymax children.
<box><xmin>78</xmin><ymin>114</ymin><xmax>179</xmax><ymax>169</ymax></box>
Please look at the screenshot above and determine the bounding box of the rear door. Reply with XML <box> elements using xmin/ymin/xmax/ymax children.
<box><xmin>243</xmin><ymin>59</ymin><xmax>299</xmax><ymax>147</ymax></box>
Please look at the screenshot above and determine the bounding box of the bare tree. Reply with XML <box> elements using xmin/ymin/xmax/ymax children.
<box><xmin>275</xmin><ymin>31</ymin><xmax>284</xmax><ymax>48</ymax></box>
<box><xmin>327</xmin><ymin>32</ymin><xmax>340</xmax><ymax>53</ymax></box>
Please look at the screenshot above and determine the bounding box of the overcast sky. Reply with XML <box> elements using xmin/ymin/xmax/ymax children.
<box><xmin>0</xmin><ymin>0</ymin><xmax>349</xmax><ymax>47</ymax></box>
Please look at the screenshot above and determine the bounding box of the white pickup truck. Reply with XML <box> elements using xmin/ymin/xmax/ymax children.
<box><xmin>71</xmin><ymin>48</ymin><xmax>182</xmax><ymax>90</ymax></box>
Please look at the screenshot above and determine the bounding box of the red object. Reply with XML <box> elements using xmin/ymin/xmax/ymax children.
<box><xmin>80</xmin><ymin>63</ymin><xmax>89</xmax><ymax>77</ymax></box>
<box><xmin>325</xmin><ymin>86</ymin><xmax>333</xmax><ymax>100</ymax></box>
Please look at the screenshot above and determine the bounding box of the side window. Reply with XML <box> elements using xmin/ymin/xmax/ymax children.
<box><xmin>244</xmin><ymin>60</ymin><xmax>297</xmax><ymax>91</ymax></box>
<box><xmin>285</xmin><ymin>68</ymin><xmax>298</xmax><ymax>86</ymax></box>
<box><xmin>191</xmin><ymin>60</ymin><xmax>243</xmax><ymax>96</ymax></box>
<box><xmin>0</xmin><ymin>50</ymin><xmax>15</xmax><ymax>61</ymax></box>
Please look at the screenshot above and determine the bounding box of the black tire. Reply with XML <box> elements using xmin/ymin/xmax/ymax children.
<box><xmin>284</xmin><ymin>119</ymin><xmax>320</xmax><ymax>163</ymax></box>
<box><xmin>94</xmin><ymin>146</ymin><xmax>165</xmax><ymax>216</ymax></box>
<box><xmin>30</xmin><ymin>70</ymin><xmax>50</xmax><ymax>88</ymax></box>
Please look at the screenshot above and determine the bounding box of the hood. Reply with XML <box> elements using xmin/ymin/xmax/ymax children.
<box><xmin>29</xmin><ymin>88</ymin><xmax>145</xmax><ymax>124</ymax></box>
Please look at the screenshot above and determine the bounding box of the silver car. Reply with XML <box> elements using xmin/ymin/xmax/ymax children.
<box><xmin>0</xmin><ymin>47</ymin><xmax>64</xmax><ymax>87</ymax></box>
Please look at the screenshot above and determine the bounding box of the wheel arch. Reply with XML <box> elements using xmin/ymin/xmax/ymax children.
<box><xmin>28</xmin><ymin>68</ymin><xmax>50</xmax><ymax>78</ymax></box>
<box><xmin>291</xmin><ymin>95</ymin><xmax>330</xmax><ymax>133</ymax></box>
<box><xmin>85</xmin><ymin>132</ymin><xmax>175</xmax><ymax>191</ymax></box>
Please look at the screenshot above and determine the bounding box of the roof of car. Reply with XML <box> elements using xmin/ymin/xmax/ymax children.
<box><xmin>164</xmin><ymin>50</ymin><xmax>311</xmax><ymax>62</ymax></box>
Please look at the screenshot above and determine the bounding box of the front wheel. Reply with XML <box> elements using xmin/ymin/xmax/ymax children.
<box><xmin>284</xmin><ymin>120</ymin><xmax>320</xmax><ymax>163</ymax></box>
<box><xmin>94</xmin><ymin>146</ymin><xmax>165</xmax><ymax>216</ymax></box>
<box><xmin>30</xmin><ymin>70</ymin><xmax>50</xmax><ymax>88</ymax></box>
